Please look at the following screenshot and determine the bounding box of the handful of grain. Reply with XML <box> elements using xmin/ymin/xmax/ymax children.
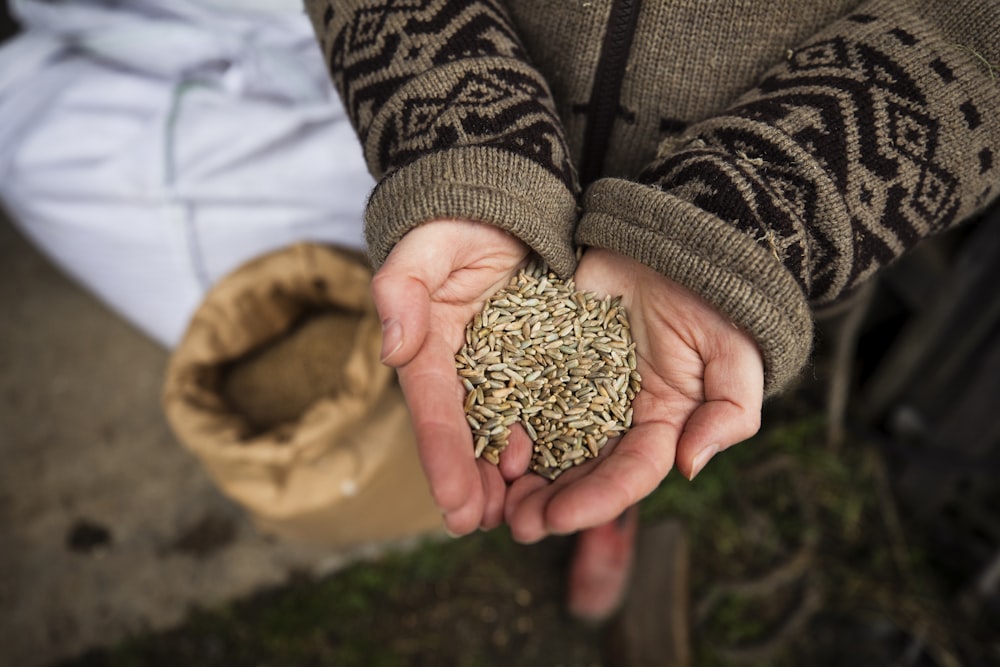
<box><xmin>455</xmin><ymin>260</ymin><xmax>640</xmax><ymax>480</ymax></box>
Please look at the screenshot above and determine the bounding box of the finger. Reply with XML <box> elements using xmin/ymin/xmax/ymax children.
<box><xmin>447</xmin><ymin>462</ymin><xmax>506</xmax><ymax>535</ymax></box>
<box><xmin>443</xmin><ymin>504</ymin><xmax>480</xmax><ymax>536</ymax></box>
<box><xmin>498</xmin><ymin>424</ymin><xmax>533</xmax><ymax>482</ymax></box>
<box><xmin>507</xmin><ymin>418</ymin><xmax>681</xmax><ymax>542</ymax></box>
<box><xmin>371</xmin><ymin>273</ymin><xmax>428</xmax><ymax>367</ymax></box>
<box><xmin>479</xmin><ymin>461</ymin><xmax>507</xmax><ymax>531</ymax></box>
<box><xmin>675</xmin><ymin>337</ymin><xmax>764</xmax><ymax>480</ymax></box>
<box><xmin>444</xmin><ymin>462</ymin><xmax>496</xmax><ymax>537</ymax></box>
<box><xmin>371</xmin><ymin>224</ymin><xmax>469</xmax><ymax>366</ymax></box>
<box><xmin>397</xmin><ymin>331</ymin><xmax>483</xmax><ymax>523</ymax></box>
<box><xmin>503</xmin><ymin>473</ymin><xmax>553</xmax><ymax>543</ymax></box>
<box><xmin>506</xmin><ymin>457</ymin><xmax>614</xmax><ymax>544</ymax></box>
<box><xmin>538</xmin><ymin>419</ymin><xmax>679</xmax><ymax>535</ymax></box>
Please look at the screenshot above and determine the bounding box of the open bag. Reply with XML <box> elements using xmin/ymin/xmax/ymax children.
<box><xmin>162</xmin><ymin>243</ymin><xmax>443</xmax><ymax>547</ymax></box>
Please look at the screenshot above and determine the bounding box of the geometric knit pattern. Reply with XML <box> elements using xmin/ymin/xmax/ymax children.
<box><xmin>639</xmin><ymin>11</ymin><xmax>994</xmax><ymax>306</ymax></box>
<box><xmin>305</xmin><ymin>0</ymin><xmax>1000</xmax><ymax>390</ymax></box>
<box><xmin>311</xmin><ymin>0</ymin><xmax>576</xmax><ymax>190</ymax></box>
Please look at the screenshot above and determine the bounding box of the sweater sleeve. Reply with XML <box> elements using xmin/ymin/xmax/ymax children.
<box><xmin>305</xmin><ymin>0</ymin><xmax>579</xmax><ymax>277</ymax></box>
<box><xmin>575</xmin><ymin>0</ymin><xmax>1000</xmax><ymax>395</ymax></box>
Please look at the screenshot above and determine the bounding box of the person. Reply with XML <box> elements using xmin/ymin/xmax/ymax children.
<box><xmin>304</xmin><ymin>0</ymin><xmax>1000</xmax><ymax>619</ymax></box>
<box><xmin>0</xmin><ymin>0</ymin><xmax>639</xmax><ymax>623</ymax></box>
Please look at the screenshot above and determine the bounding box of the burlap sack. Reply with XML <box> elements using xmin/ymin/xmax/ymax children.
<box><xmin>162</xmin><ymin>243</ymin><xmax>442</xmax><ymax>547</ymax></box>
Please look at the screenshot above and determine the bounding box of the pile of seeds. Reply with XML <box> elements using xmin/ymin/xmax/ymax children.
<box><xmin>455</xmin><ymin>260</ymin><xmax>640</xmax><ymax>480</ymax></box>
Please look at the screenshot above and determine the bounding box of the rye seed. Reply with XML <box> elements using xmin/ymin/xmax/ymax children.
<box><xmin>454</xmin><ymin>260</ymin><xmax>640</xmax><ymax>480</ymax></box>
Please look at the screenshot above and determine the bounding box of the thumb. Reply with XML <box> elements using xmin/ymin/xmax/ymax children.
<box><xmin>370</xmin><ymin>266</ymin><xmax>432</xmax><ymax>368</ymax></box>
<box><xmin>675</xmin><ymin>336</ymin><xmax>763</xmax><ymax>480</ymax></box>
<box><xmin>368</xmin><ymin>219</ymin><xmax>498</xmax><ymax>366</ymax></box>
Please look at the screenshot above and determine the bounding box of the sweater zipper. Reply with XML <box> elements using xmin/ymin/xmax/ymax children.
<box><xmin>579</xmin><ymin>0</ymin><xmax>642</xmax><ymax>186</ymax></box>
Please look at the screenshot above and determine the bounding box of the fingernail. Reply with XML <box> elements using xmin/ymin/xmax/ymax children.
<box><xmin>441</xmin><ymin>513</ymin><xmax>459</xmax><ymax>538</ymax></box>
<box><xmin>688</xmin><ymin>444</ymin><xmax>719</xmax><ymax>480</ymax></box>
<box><xmin>380</xmin><ymin>318</ymin><xmax>403</xmax><ymax>363</ymax></box>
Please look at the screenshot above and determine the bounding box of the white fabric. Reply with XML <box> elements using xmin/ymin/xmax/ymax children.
<box><xmin>0</xmin><ymin>0</ymin><xmax>374</xmax><ymax>347</ymax></box>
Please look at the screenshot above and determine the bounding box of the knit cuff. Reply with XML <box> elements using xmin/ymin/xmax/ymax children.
<box><xmin>576</xmin><ymin>178</ymin><xmax>813</xmax><ymax>396</ymax></box>
<box><xmin>365</xmin><ymin>147</ymin><xmax>579</xmax><ymax>277</ymax></box>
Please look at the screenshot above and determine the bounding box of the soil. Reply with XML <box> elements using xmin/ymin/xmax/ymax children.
<box><xmin>57</xmin><ymin>397</ymin><xmax>1000</xmax><ymax>666</ymax></box>
<box><xmin>62</xmin><ymin>532</ymin><xmax>609</xmax><ymax>667</ymax></box>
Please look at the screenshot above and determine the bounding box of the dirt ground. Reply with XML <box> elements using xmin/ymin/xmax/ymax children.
<box><xmin>3</xmin><ymin>211</ymin><xmax>998</xmax><ymax>667</ymax></box>
<box><xmin>50</xmin><ymin>402</ymin><xmax>1000</xmax><ymax>667</ymax></box>
<box><xmin>0</xmin><ymin>216</ymin><xmax>381</xmax><ymax>667</ymax></box>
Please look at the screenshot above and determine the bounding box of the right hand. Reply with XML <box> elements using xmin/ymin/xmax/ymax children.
<box><xmin>504</xmin><ymin>248</ymin><xmax>764</xmax><ymax>542</ymax></box>
<box><xmin>371</xmin><ymin>220</ymin><xmax>535</xmax><ymax>536</ymax></box>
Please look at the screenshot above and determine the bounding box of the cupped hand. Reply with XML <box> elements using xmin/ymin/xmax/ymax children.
<box><xmin>505</xmin><ymin>247</ymin><xmax>765</xmax><ymax>543</ymax></box>
<box><xmin>371</xmin><ymin>219</ymin><xmax>535</xmax><ymax>536</ymax></box>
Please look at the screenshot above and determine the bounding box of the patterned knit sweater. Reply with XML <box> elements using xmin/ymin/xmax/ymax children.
<box><xmin>305</xmin><ymin>0</ymin><xmax>1000</xmax><ymax>394</ymax></box>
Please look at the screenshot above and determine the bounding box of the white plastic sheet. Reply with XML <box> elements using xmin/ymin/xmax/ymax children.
<box><xmin>0</xmin><ymin>0</ymin><xmax>373</xmax><ymax>346</ymax></box>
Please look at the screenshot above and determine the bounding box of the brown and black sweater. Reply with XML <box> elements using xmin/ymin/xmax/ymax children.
<box><xmin>305</xmin><ymin>0</ymin><xmax>1000</xmax><ymax>395</ymax></box>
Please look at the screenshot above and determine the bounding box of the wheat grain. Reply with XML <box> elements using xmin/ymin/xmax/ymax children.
<box><xmin>455</xmin><ymin>260</ymin><xmax>640</xmax><ymax>480</ymax></box>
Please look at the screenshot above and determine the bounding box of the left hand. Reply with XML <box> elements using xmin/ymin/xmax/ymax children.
<box><xmin>371</xmin><ymin>219</ymin><xmax>535</xmax><ymax>536</ymax></box>
<box><xmin>504</xmin><ymin>247</ymin><xmax>765</xmax><ymax>542</ymax></box>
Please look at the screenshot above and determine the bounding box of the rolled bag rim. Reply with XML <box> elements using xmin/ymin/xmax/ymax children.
<box><xmin>160</xmin><ymin>242</ymin><xmax>436</xmax><ymax>531</ymax></box>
